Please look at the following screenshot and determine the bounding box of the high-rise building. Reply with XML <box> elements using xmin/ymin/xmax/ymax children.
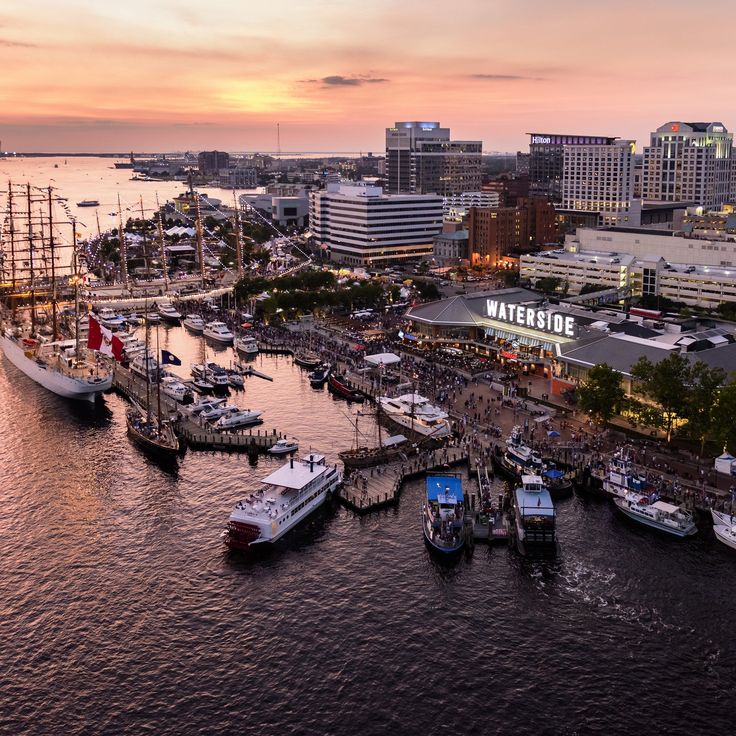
<box><xmin>197</xmin><ymin>150</ymin><xmax>230</xmax><ymax>175</ymax></box>
<box><xmin>561</xmin><ymin>139</ymin><xmax>636</xmax><ymax>226</ymax></box>
<box><xmin>309</xmin><ymin>181</ymin><xmax>443</xmax><ymax>266</ymax></box>
<box><xmin>385</xmin><ymin>122</ymin><xmax>482</xmax><ymax>195</ymax></box>
<box><xmin>528</xmin><ymin>133</ymin><xmax>620</xmax><ymax>203</ymax></box>
<box><xmin>642</xmin><ymin>122</ymin><xmax>733</xmax><ymax>208</ymax></box>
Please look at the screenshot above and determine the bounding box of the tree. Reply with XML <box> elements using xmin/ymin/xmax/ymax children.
<box><xmin>631</xmin><ymin>353</ymin><xmax>692</xmax><ymax>442</ymax></box>
<box><xmin>577</xmin><ymin>363</ymin><xmax>625</xmax><ymax>426</ymax></box>
<box><xmin>535</xmin><ymin>276</ymin><xmax>562</xmax><ymax>294</ymax></box>
<box><xmin>712</xmin><ymin>379</ymin><xmax>736</xmax><ymax>454</ymax></box>
<box><xmin>683</xmin><ymin>361</ymin><xmax>727</xmax><ymax>455</ymax></box>
<box><xmin>500</xmin><ymin>269</ymin><xmax>519</xmax><ymax>287</ymax></box>
<box><xmin>414</xmin><ymin>280</ymin><xmax>440</xmax><ymax>301</ymax></box>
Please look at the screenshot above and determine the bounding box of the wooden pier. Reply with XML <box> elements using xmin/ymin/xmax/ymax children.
<box><xmin>338</xmin><ymin>446</ymin><xmax>469</xmax><ymax>514</ymax></box>
<box><xmin>111</xmin><ymin>364</ymin><xmax>284</xmax><ymax>452</ymax></box>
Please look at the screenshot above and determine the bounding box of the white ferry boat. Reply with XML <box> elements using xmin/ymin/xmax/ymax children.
<box><xmin>513</xmin><ymin>475</ymin><xmax>558</xmax><ymax>556</ymax></box>
<box><xmin>614</xmin><ymin>493</ymin><xmax>697</xmax><ymax>537</ymax></box>
<box><xmin>235</xmin><ymin>335</ymin><xmax>259</xmax><ymax>355</ymax></box>
<box><xmin>0</xmin><ymin>332</ymin><xmax>112</xmax><ymax>402</ymax></box>
<box><xmin>422</xmin><ymin>475</ymin><xmax>465</xmax><ymax>554</ymax></box>
<box><xmin>224</xmin><ymin>452</ymin><xmax>342</xmax><ymax>549</ymax></box>
<box><xmin>183</xmin><ymin>314</ymin><xmax>205</xmax><ymax>333</ymax></box>
<box><xmin>377</xmin><ymin>393</ymin><xmax>451</xmax><ymax>438</ymax></box>
<box><xmin>203</xmin><ymin>321</ymin><xmax>234</xmax><ymax>344</ymax></box>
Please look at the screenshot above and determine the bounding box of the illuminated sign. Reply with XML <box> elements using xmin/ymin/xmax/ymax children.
<box><xmin>531</xmin><ymin>136</ymin><xmax>552</xmax><ymax>144</ymax></box>
<box><xmin>485</xmin><ymin>300</ymin><xmax>575</xmax><ymax>338</ymax></box>
<box><xmin>670</xmin><ymin>124</ymin><xmax>680</xmax><ymax>132</ymax></box>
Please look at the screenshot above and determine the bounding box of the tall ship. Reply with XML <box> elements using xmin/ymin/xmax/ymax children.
<box><xmin>0</xmin><ymin>183</ymin><xmax>113</xmax><ymax>401</ymax></box>
<box><xmin>613</xmin><ymin>493</ymin><xmax>697</xmax><ymax>538</ymax></box>
<box><xmin>224</xmin><ymin>452</ymin><xmax>342</xmax><ymax>550</ymax></box>
<box><xmin>512</xmin><ymin>475</ymin><xmax>558</xmax><ymax>556</ymax></box>
<box><xmin>422</xmin><ymin>475</ymin><xmax>466</xmax><ymax>554</ymax></box>
<box><xmin>377</xmin><ymin>393</ymin><xmax>451</xmax><ymax>439</ymax></box>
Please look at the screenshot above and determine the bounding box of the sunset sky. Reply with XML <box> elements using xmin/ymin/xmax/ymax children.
<box><xmin>2</xmin><ymin>0</ymin><xmax>735</xmax><ymax>154</ymax></box>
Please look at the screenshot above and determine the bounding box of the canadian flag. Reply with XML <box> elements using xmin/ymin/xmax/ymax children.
<box><xmin>87</xmin><ymin>316</ymin><xmax>124</xmax><ymax>360</ymax></box>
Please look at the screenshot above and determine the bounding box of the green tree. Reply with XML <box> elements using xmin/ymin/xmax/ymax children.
<box><xmin>631</xmin><ymin>353</ymin><xmax>692</xmax><ymax>442</ymax></box>
<box><xmin>501</xmin><ymin>269</ymin><xmax>520</xmax><ymax>287</ymax></box>
<box><xmin>576</xmin><ymin>363</ymin><xmax>625</xmax><ymax>426</ymax></box>
<box><xmin>712</xmin><ymin>379</ymin><xmax>736</xmax><ymax>454</ymax></box>
<box><xmin>683</xmin><ymin>361</ymin><xmax>727</xmax><ymax>455</ymax></box>
<box><xmin>535</xmin><ymin>276</ymin><xmax>562</xmax><ymax>294</ymax></box>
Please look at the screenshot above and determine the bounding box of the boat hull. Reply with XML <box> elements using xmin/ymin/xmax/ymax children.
<box><xmin>713</xmin><ymin>524</ymin><xmax>736</xmax><ymax>551</ymax></box>
<box><xmin>381</xmin><ymin>411</ymin><xmax>451</xmax><ymax>439</ymax></box>
<box><xmin>614</xmin><ymin>499</ymin><xmax>697</xmax><ymax>537</ymax></box>
<box><xmin>126</xmin><ymin>419</ymin><xmax>180</xmax><ymax>459</ymax></box>
<box><xmin>1</xmin><ymin>335</ymin><xmax>111</xmax><ymax>402</ymax></box>
<box><xmin>711</xmin><ymin>509</ymin><xmax>734</xmax><ymax>527</ymax></box>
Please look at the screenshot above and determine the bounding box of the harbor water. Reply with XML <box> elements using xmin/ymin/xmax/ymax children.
<box><xmin>1</xmin><ymin>324</ymin><xmax>735</xmax><ymax>736</ymax></box>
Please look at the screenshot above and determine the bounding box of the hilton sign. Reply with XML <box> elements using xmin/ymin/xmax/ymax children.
<box><xmin>486</xmin><ymin>300</ymin><xmax>576</xmax><ymax>338</ymax></box>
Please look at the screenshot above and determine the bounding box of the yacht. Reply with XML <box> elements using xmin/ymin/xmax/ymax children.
<box><xmin>224</xmin><ymin>452</ymin><xmax>342</xmax><ymax>550</ymax></box>
<box><xmin>269</xmin><ymin>438</ymin><xmax>300</xmax><ymax>455</ymax></box>
<box><xmin>160</xmin><ymin>376</ymin><xmax>193</xmax><ymax>404</ymax></box>
<box><xmin>213</xmin><ymin>408</ymin><xmax>263</xmax><ymax>430</ymax></box>
<box><xmin>235</xmin><ymin>335</ymin><xmax>259</xmax><ymax>356</ymax></box>
<box><xmin>199</xmin><ymin>403</ymin><xmax>238</xmax><ymax>422</ymax></box>
<box><xmin>227</xmin><ymin>371</ymin><xmax>244</xmax><ymax>389</ymax></box>
<box><xmin>309</xmin><ymin>362</ymin><xmax>331</xmax><ymax>387</ymax></box>
<box><xmin>495</xmin><ymin>425</ymin><xmax>542</xmax><ymax>481</ymax></box>
<box><xmin>711</xmin><ymin>509</ymin><xmax>734</xmax><ymax>527</ymax></box>
<box><xmin>126</xmin><ymin>313</ymin><xmax>143</xmax><ymax>326</ymax></box>
<box><xmin>97</xmin><ymin>308</ymin><xmax>127</xmax><ymax>331</ymax></box>
<box><xmin>614</xmin><ymin>493</ymin><xmax>697</xmax><ymax>537</ymax></box>
<box><xmin>183</xmin><ymin>314</ymin><xmax>205</xmax><ymax>333</ymax></box>
<box><xmin>146</xmin><ymin>313</ymin><xmax>161</xmax><ymax>324</ymax></box>
<box><xmin>513</xmin><ymin>475</ymin><xmax>558</xmax><ymax>556</ymax></box>
<box><xmin>157</xmin><ymin>302</ymin><xmax>182</xmax><ymax>323</ymax></box>
<box><xmin>203</xmin><ymin>321</ymin><xmax>234</xmax><ymax>344</ymax></box>
<box><xmin>422</xmin><ymin>475</ymin><xmax>465</xmax><ymax>554</ymax></box>
<box><xmin>0</xmin><ymin>332</ymin><xmax>111</xmax><ymax>402</ymax></box>
<box><xmin>377</xmin><ymin>394</ymin><xmax>452</xmax><ymax>439</ymax></box>
<box><xmin>713</xmin><ymin>523</ymin><xmax>736</xmax><ymax>551</ymax></box>
<box><xmin>192</xmin><ymin>362</ymin><xmax>229</xmax><ymax>392</ymax></box>
<box><xmin>603</xmin><ymin>450</ymin><xmax>650</xmax><ymax>498</ymax></box>
<box><xmin>183</xmin><ymin>396</ymin><xmax>226</xmax><ymax>416</ymax></box>
<box><xmin>76</xmin><ymin>199</ymin><xmax>100</xmax><ymax>207</ymax></box>
<box><xmin>130</xmin><ymin>352</ymin><xmax>161</xmax><ymax>383</ymax></box>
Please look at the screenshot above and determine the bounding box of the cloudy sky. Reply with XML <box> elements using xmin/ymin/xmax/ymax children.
<box><xmin>1</xmin><ymin>0</ymin><xmax>734</xmax><ymax>153</ymax></box>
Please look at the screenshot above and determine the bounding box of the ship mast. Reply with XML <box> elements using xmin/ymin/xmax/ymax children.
<box><xmin>118</xmin><ymin>194</ymin><xmax>129</xmax><ymax>290</ymax></box>
<box><xmin>139</xmin><ymin>196</ymin><xmax>150</xmax><ymax>277</ymax></box>
<box><xmin>195</xmin><ymin>193</ymin><xmax>205</xmax><ymax>287</ymax></box>
<box><xmin>155</xmin><ymin>318</ymin><xmax>162</xmax><ymax>433</ymax></box>
<box><xmin>47</xmin><ymin>187</ymin><xmax>59</xmax><ymax>341</ymax></box>
<box><xmin>144</xmin><ymin>298</ymin><xmax>151</xmax><ymax>423</ymax></box>
<box><xmin>26</xmin><ymin>184</ymin><xmax>36</xmax><ymax>332</ymax></box>
<box><xmin>155</xmin><ymin>193</ymin><xmax>168</xmax><ymax>292</ymax></box>
<box><xmin>7</xmin><ymin>182</ymin><xmax>16</xmax><ymax>293</ymax></box>
<box><xmin>72</xmin><ymin>218</ymin><xmax>81</xmax><ymax>361</ymax></box>
<box><xmin>233</xmin><ymin>190</ymin><xmax>243</xmax><ymax>277</ymax></box>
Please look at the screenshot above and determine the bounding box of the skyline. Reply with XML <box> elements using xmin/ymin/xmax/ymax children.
<box><xmin>2</xmin><ymin>0</ymin><xmax>736</xmax><ymax>152</ymax></box>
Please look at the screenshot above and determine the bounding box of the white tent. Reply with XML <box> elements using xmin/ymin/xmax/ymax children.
<box><xmin>715</xmin><ymin>452</ymin><xmax>736</xmax><ymax>475</ymax></box>
<box><xmin>364</xmin><ymin>352</ymin><xmax>401</xmax><ymax>367</ymax></box>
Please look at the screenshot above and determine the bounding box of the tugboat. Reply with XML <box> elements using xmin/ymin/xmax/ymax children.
<box><xmin>422</xmin><ymin>475</ymin><xmax>466</xmax><ymax>554</ymax></box>
<box><xmin>603</xmin><ymin>449</ymin><xmax>650</xmax><ymax>498</ymax></box>
<box><xmin>328</xmin><ymin>373</ymin><xmax>364</xmax><ymax>402</ymax></box>
<box><xmin>309</xmin><ymin>362</ymin><xmax>331</xmax><ymax>388</ymax></box>
<box><xmin>513</xmin><ymin>475</ymin><xmax>558</xmax><ymax>556</ymax></box>
<box><xmin>614</xmin><ymin>493</ymin><xmax>697</xmax><ymax>538</ymax></box>
<box><xmin>224</xmin><ymin>452</ymin><xmax>342</xmax><ymax>550</ymax></box>
<box><xmin>494</xmin><ymin>425</ymin><xmax>543</xmax><ymax>482</ymax></box>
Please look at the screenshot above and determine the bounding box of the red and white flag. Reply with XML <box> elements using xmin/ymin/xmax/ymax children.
<box><xmin>87</xmin><ymin>316</ymin><xmax>124</xmax><ymax>361</ymax></box>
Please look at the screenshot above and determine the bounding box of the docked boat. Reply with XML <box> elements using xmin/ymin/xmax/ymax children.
<box><xmin>213</xmin><ymin>408</ymin><xmax>263</xmax><ymax>430</ymax></box>
<box><xmin>603</xmin><ymin>450</ymin><xmax>650</xmax><ymax>498</ymax></box>
<box><xmin>328</xmin><ymin>373</ymin><xmax>364</xmax><ymax>402</ymax></box>
<box><xmin>224</xmin><ymin>452</ymin><xmax>342</xmax><ymax>550</ymax></box>
<box><xmin>339</xmin><ymin>434</ymin><xmax>409</xmax><ymax>469</ymax></box>
<box><xmin>227</xmin><ymin>370</ymin><xmax>244</xmax><ymax>389</ymax></box>
<box><xmin>203</xmin><ymin>321</ymin><xmax>234</xmax><ymax>344</ymax></box>
<box><xmin>269</xmin><ymin>438</ymin><xmax>300</xmax><ymax>455</ymax></box>
<box><xmin>377</xmin><ymin>393</ymin><xmax>452</xmax><ymax>439</ymax></box>
<box><xmin>76</xmin><ymin>199</ymin><xmax>100</xmax><ymax>207</ymax></box>
<box><xmin>513</xmin><ymin>475</ymin><xmax>558</xmax><ymax>556</ymax></box>
<box><xmin>711</xmin><ymin>508</ymin><xmax>734</xmax><ymax>527</ymax></box>
<box><xmin>183</xmin><ymin>396</ymin><xmax>226</xmax><ymax>416</ymax></box>
<box><xmin>192</xmin><ymin>377</ymin><xmax>215</xmax><ymax>393</ymax></box>
<box><xmin>157</xmin><ymin>302</ymin><xmax>182</xmax><ymax>323</ymax></box>
<box><xmin>494</xmin><ymin>425</ymin><xmax>543</xmax><ymax>482</ymax></box>
<box><xmin>422</xmin><ymin>475</ymin><xmax>466</xmax><ymax>554</ymax></box>
<box><xmin>309</xmin><ymin>362</ymin><xmax>331</xmax><ymax>387</ymax></box>
<box><xmin>126</xmin><ymin>313</ymin><xmax>143</xmax><ymax>326</ymax></box>
<box><xmin>294</xmin><ymin>351</ymin><xmax>321</xmax><ymax>369</ymax></box>
<box><xmin>160</xmin><ymin>376</ymin><xmax>193</xmax><ymax>404</ymax></box>
<box><xmin>199</xmin><ymin>403</ymin><xmax>238</xmax><ymax>422</ymax></box>
<box><xmin>613</xmin><ymin>493</ymin><xmax>697</xmax><ymax>537</ymax></box>
<box><xmin>183</xmin><ymin>314</ymin><xmax>205</xmax><ymax>333</ymax></box>
<box><xmin>0</xmin><ymin>332</ymin><xmax>112</xmax><ymax>402</ymax></box>
<box><xmin>146</xmin><ymin>312</ymin><xmax>161</xmax><ymax>324</ymax></box>
<box><xmin>713</xmin><ymin>523</ymin><xmax>736</xmax><ymax>551</ymax></box>
<box><xmin>130</xmin><ymin>352</ymin><xmax>161</xmax><ymax>383</ymax></box>
<box><xmin>97</xmin><ymin>307</ymin><xmax>127</xmax><ymax>331</ymax></box>
<box><xmin>235</xmin><ymin>335</ymin><xmax>259</xmax><ymax>356</ymax></box>
<box><xmin>126</xmin><ymin>402</ymin><xmax>179</xmax><ymax>459</ymax></box>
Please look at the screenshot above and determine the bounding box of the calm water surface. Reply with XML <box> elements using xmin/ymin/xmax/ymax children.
<box><xmin>1</xmin><ymin>332</ymin><xmax>735</xmax><ymax>735</ymax></box>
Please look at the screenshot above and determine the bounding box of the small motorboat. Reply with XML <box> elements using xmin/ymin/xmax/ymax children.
<box><xmin>214</xmin><ymin>409</ymin><xmax>263</xmax><ymax>430</ymax></box>
<box><xmin>126</xmin><ymin>313</ymin><xmax>143</xmax><ymax>326</ymax></box>
<box><xmin>269</xmin><ymin>438</ymin><xmax>299</xmax><ymax>455</ymax></box>
<box><xmin>227</xmin><ymin>371</ymin><xmax>244</xmax><ymax>389</ymax></box>
<box><xmin>192</xmin><ymin>377</ymin><xmax>215</xmax><ymax>393</ymax></box>
<box><xmin>714</xmin><ymin>523</ymin><xmax>736</xmax><ymax>551</ymax></box>
<box><xmin>309</xmin><ymin>363</ymin><xmax>331</xmax><ymax>387</ymax></box>
<box><xmin>146</xmin><ymin>313</ymin><xmax>161</xmax><ymax>324</ymax></box>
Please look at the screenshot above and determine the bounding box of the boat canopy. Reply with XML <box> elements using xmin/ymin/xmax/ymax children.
<box><xmin>426</xmin><ymin>475</ymin><xmax>463</xmax><ymax>502</ymax></box>
<box><xmin>543</xmin><ymin>468</ymin><xmax>565</xmax><ymax>479</ymax></box>
<box><xmin>652</xmin><ymin>500</ymin><xmax>681</xmax><ymax>515</ymax></box>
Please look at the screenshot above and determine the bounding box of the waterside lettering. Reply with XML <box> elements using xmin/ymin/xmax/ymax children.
<box><xmin>485</xmin><ymin>300</ymin><xmax>575</xmax><ymax>337</ymax></box>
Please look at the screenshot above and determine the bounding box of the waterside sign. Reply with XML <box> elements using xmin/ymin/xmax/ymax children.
<box><xmin>485</xmin><ymin>300</ymin><xmax>575</xmax><ymax>338</ymax></box>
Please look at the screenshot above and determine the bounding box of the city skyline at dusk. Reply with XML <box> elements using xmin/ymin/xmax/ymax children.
<box><xmin>3</xmin><ymin>0</ymin><xmax>736</xmax><ymax>152</ymax></box>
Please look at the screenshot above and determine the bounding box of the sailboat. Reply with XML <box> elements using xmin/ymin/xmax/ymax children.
<box><xmin>0</xmin><ymin>183</ymin><xmax>112</xmax><ymax>401</ymax></box>
<box><xmin>125</xmin><ymin>301</ymin><xmax>179</xmax><ymax>458</ymax></box>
